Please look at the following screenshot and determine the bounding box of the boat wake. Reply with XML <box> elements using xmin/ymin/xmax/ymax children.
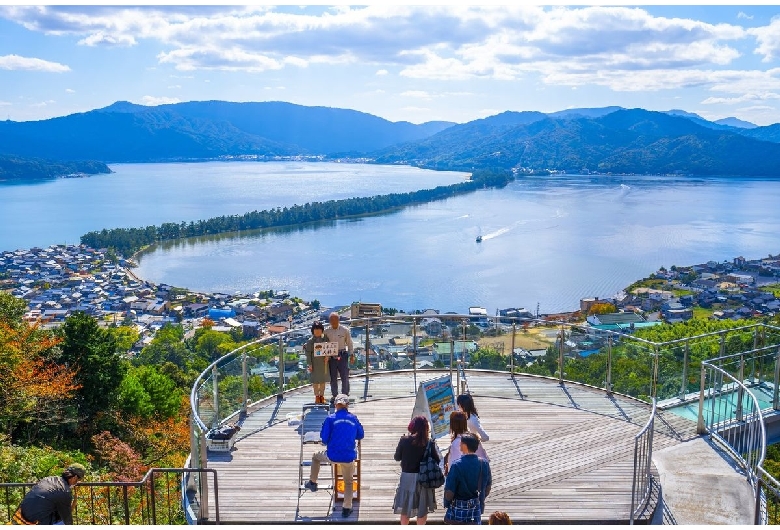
<box><xmin>481</xmin><ymin>220</ymin><xmax>526</xmax><ymax>241</ymax></box>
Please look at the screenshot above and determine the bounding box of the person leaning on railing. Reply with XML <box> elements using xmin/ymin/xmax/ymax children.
<box><xmin>12</xmin><ymin>464</ymin><xmax>86</xmax><ymax>525</ymax></box>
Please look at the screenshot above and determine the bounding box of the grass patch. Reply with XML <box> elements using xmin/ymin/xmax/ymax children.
<box><xmin>692</xmin><ymin>306</ymin><xmax>715</xmax><ymax>320</ymax></box>
<box><xmin>760</xmin><ymin>283</ymin><xmax>780</xmax><ymax>297</ymax></box>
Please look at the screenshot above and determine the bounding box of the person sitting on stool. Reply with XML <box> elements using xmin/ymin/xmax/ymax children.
<box><xmin>304</xmin><ymin>394</ymin><xmax>364</xmax><ymax>518</ymax></box>
<box><xmin>325</xmin><ymin>312</ymin><xmax>353</xmax><ymax>401</ymax></box>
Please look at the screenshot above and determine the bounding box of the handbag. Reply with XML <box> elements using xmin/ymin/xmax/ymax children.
<box><xmin>417</xmin><ymin>440</ymin><xmax>445</xmax><ymax>489</ymax></box>
<box><xmin>443</xmin><ymin>460</ymin><xmax>483</xmax><ymax>525</ymax></box>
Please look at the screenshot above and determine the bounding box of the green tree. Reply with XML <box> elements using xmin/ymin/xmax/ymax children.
<box><xmin>118</xmin><ymin>366</ymin><xmax>182</xmax><ymax>419</ymax></box>
<box><xmin>135</xmin><ymin>323</ymin><xmax>189</xmax><ymax>368</ymax></box>
<box><xmin>0</xmin><ymin>292</ymin><xmax>27</xmax><ymax>327</ymax></box>
<box><xmin>110</xmin><ymin>326</ymin><xmax>140</xmax><ymax>353</ymax></box>
<box><xmin>58</xmin><ymin>312</ymin><xmax>127</xmax><ymax>435</ymax></box>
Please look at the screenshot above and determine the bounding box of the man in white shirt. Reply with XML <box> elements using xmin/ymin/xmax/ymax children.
<box><xmin>325</xmin><ymin>312</ymin><xmax>353</xmax><ymax>400</ymax></box>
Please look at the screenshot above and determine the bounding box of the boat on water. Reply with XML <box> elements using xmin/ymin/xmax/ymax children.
<box><xmin>476</xmin><ymin>235</ymin><xmax>482</xmax><ymax>243</ymax></box>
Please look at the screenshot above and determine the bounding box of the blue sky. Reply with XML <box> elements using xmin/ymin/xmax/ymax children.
<box><xmin>2</xmin><ymin>5</ymin><xmax>780</xmax><ymax>125</ymax></box>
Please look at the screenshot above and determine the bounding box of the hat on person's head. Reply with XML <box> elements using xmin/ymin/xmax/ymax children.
<box><xmin>335</xmin><ymin>394</ymin><xmax>350</xmax><ymax>406</ymax></box>
<box><xmin>66</xmin><ymin>463</ymin><xmax>86</xmax><ymax>479</ymax></box>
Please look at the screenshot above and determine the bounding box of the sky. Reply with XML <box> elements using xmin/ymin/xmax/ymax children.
<box><xmin>2</xmin><ymin>4</ymin><xmax>780</xmax><ymax>126</ymax></box>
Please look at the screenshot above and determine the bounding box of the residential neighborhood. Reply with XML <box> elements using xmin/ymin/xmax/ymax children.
<box><xmin>3</xmin><ymin>244</ymin><xmax>780</xmax><ymax>376</ymax></box>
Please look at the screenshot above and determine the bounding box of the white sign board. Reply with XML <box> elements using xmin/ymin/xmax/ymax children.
<box><xmin>313</xmin><ymin>341</ymin><xmax>339</xmax><ymax>357</ymax></box>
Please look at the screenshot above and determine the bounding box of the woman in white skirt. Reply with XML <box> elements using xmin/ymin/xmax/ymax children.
<box><xmin>393</xmin><ymin>415</ymin><xmax>440</xmax><ymax>524</ymax></box>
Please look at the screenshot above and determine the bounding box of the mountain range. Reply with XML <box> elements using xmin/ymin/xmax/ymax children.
<box><xmin>2</xmin><ymin>100</ymin><xmax>780</xmax><ymax>177</ymax></box>
<box><xmin>374</xmin><ymin>108</ymin><xmax>780</xmax><ymax>176</ymax></box>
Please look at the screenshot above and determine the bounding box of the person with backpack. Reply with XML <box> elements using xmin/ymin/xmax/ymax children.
<box><xmin>443</xmin><ymin>433</ymin><xmax>492</xmax><ymax>525</ymax></box>
<box><xmin>392</xmin><ymin>415</ymin><xmax>441</xmax><ymax>525</ymax></box>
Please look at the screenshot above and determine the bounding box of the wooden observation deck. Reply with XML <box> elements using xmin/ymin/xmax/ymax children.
<box><xmin>201</xmin><ymin>370</ymin><xmax>698</xmax><ymax>524</ymax></box>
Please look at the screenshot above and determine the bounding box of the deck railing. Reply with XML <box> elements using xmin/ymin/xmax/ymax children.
<box><xmin>630</xmin><ymin>398</ymin><xmax>656</xmax><ymax>525</ymax></box>
<box><xmin>755</xmin><ymin>465</ymin><xmax>780</xmax><ymax>525</ymax></box>
<box><xmin>189</xmin><ymin>315</ymin><xmax>780</xmax><ymax>524</ymax></box>
<box><xmin>698</xmin><ymin>361</ymin><xmax>767</xmax><ymax>523</ymax></box>
<box><xmin>0</xmin><ymin>468</ymin><xmax>218</xmax><ymax>525</ymax></box>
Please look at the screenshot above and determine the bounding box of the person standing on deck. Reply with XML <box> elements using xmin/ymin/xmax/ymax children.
<box><xmin>325</xmin><ymin>312</ymin><xmax>353</xmax><ymax>401</ymax></box>
<box><xmin>304</xmin><ymin>321</ymin><xmax>330</xmax><ymax>404</ymax></box>
<box><xmin>457</xmin><ymin>394</ymin><xmax>490</xmax><ymax>442</ymax></box>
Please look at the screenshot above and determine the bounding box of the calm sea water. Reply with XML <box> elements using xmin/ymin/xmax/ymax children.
<box><xmin>0</xmin><ymin>161</ymin><xmax>466</xmax><ymax>251</ymax></box>
<box><xmin>3</xmin><ymin>163</ymin><xmax>780</xmax><ymax>314</ymax></box>
<box><xmin>134</xmin><ymin>173</ymin><xmax>780</xmax><ymax>314</ymax></box>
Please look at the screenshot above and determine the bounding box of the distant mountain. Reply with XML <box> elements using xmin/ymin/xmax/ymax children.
<box><xmin>374</xmin><ymin>108</ymin><xmax>780</xmax><ymax>177</ymax></box>
<box><xmin>0</xmin><ymin>101</ymin><xmax>456</xmax><ymax>162</ymax></box>
<box><xmin>0</xmin><ymin>154</ymin><xmax>110</xmax><ymax>181</ymax></box>
<box><xmin>548</xmin><ymin>106</ymin><xmax>624</xmax><ymax>119</ymax></box>
<box><xmin>714</xmin><ymin>117</ymin><xmax>757</xmax><ymax>129</ymax></box>
<box><xmin>738</xmin><ymin>124</ymin><xmax>780</xmax><ymax>143</ymax></box>
<box><xmin>0</xmin><ymin>108</ymin><xmax>296</xmax><ymax>163</ymax></box>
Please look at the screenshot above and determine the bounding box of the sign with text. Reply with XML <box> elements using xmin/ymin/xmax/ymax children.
<box><xmin>411</xmin><ymin>374</ymin><xmax>456</xmax><ymax>440</ymax></box>
<box><xmin>313</xmin><ymin>341</ymin><xmax>339</xmax><ymax>357</ymax></box>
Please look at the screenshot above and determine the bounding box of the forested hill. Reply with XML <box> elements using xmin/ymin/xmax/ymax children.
<box><xmin>0</xmin><ymin>101</ymin><xmax>455</xmax><ymax>162</ymax></box>
<box><xmin>373</xmin><ymin>109</ymin><xmax>780</xmax><ymax>176</ymax></box>
<box><xmin>0</xmin><ymin>154</ymin><xmax>111</xmax><ymax>181</ymax></box>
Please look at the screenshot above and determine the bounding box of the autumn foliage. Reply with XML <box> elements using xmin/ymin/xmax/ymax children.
<box><xmin>0</xmin><ymin>322</ymin><xmax>80</xmax><ymax>437</ymax></box>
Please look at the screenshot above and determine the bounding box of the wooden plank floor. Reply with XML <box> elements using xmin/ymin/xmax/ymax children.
<box><xmin>202</xmin><ymin>371</ymin><xmax>698</xmax><ymax>524</ymax></box>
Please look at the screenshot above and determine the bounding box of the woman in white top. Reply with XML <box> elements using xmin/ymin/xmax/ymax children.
<box><xmin>445</xmin><ymin>411</ymin><xmax>488</xmax><ymax>475</ymax></box>
<box><xmin>457</xmin><ymin>394</ymin><xmax>489</xmax><ymax>442</ymax></box>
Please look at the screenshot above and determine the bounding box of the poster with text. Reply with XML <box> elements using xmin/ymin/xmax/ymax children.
<box><xmin>412</xmin><ymin>375</ymin><xmax>456</xmax><ymax>439</ymax></box>
<box><xmin>313</xmin><ymin>341</ymin><xmax>339</xmax><ymax>357</ymax></box>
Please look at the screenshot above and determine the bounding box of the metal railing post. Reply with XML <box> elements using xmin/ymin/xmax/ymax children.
<box><xmin>680</xmin><ymin>340</ymin><xmax>690</xmax><ymax>400</ymax></box>
<box><xmin>211</xmin><ymin>365</ymin><xmax>220</xmax><ymax>429</ymax></box>
<box><xmin>510</xmin><ymin>323</ymin><xmax>516</xmax><ymax>377</ymax></box>
<box><xmin>651</xmin><ymin>346</ymin><xmax>660</xmax><ymax>399</ymax></box>
<box><xmin>558</xmin><ymin>323</ymin><xmax>565</xmax><ymax>385</ymax></box>
<box><xmin>277</xmin><ymin>334</ymin><xmax>284</xmax><ymax>399</ymax></box>
<box><xmin>774</xmin><ymin>346</ymin><xmax>780</xmax><ymax>411</ymax></box>
<box><xmin>737</xmin><ymin>354</ymin><xmax>745</xmax><ymax>422</ymax></box>
<box><xmin>697</xmin><ymin>363</ymin><xmax>707</xmax><ymax>435</ymax></box>
<box><xmin>365</xmin><ymin>322</ymin><xmax>370</xmax><ymax>386</ymax></box>
<box><xmin>412</xmin><ymin>318</ymin><xmax>418</xmax><ymax>390</ymax></box>
<box><xmin>451</xmin><ymin>336</ymin><xmax>457</xmax><ymax>390</ymax></box>
<box><xmin>241</xmin><ymin>350</ymin><xmax>248</xmax><ymax>416</ymax></box>
<box><xmin>606</xmin><ymin>336</ymin><xmax>613</xmax><ymax>395</ymax></box>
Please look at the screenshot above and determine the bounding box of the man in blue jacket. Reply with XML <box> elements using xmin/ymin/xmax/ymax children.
<box><xmin>304</xmin><ymin>394</ymin><xmax>364</xmax><ymax>518</ymax></box>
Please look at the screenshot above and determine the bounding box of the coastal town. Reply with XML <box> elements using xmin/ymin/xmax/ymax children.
<box><xmin>2</xmin><ymin>244</ymin><xmax>780</xmax><ymax>373</ymax></box>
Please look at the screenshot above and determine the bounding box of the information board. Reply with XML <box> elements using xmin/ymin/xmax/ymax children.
<box><xmin>411</xmin><ymin>374</ymin><xmax>456</xmax><ymax>440</ymax></box>
<box><xmin>313</xmin><ymin>341</ymin><xmax>339</xmax><ymax>357</ymax></box>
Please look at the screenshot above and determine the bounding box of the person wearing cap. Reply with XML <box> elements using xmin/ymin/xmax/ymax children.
<box><xmin>304</xmin><ymin>321</ymin><xmax>330</xmax><ymax>404</ymax></box>
<box><xmin>304</xmin><ymin>394</ymin><xmax>364</xmax><ymax>518</ymax></box>
<box><xmin>14</xmin><ymin>464</ymin><xmax>86</xmax><ymax>525</ymax></box>
<box><xmin>324</xmin><ymin>312</ymin><xmax>354</xmax><ymax>400</ymax></box>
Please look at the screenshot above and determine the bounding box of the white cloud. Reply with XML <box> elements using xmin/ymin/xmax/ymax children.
<box><xmin>140</xmin><ymin>95</ymin><xmax>180</xmax><ymax>105</ymax></box>
<box><xmin>167</xmin><ymin>84</ymin><xmax>181</xmax><ymax>89</ymax></box>
<box><xmin>78</xmin><ymin>31</ymin><xmax>135</xmax><ymax>47</ymax></box>
<box><xmin>737</xmin><ymin>105</ymin><xmax>775</xmax><ymax>112</ymax></box>
<box><xmin>701</xmin><ymin>92</ymin><xmax>780</xmax><ymax>105</ymax></box>
<box><xmin>737</xmin><ymin>12</ymin><xmax>753</xmax><ymax>20</ymax></box>
<box><xmin>30</xmin><ymin>99</ymin><xmax>56</xmax><ymax>107</ymax></box>
<box><xmin>0</xmin><ymin>54</ymin><xmax>70</xmax><ymax>72</ymax></box>
<box><xmin>749</xmin><ymin>18</ymin><xmax>780</xmax><ymax>62</ymax></box>
<box><xmin>65</xmin><ymin>88</ymin><xmax>75</xmax><ymax>93</ymax></box>
<box><xmin>0</xmin><ymin>5</ymin><xmax>750</xmax><ymax>79</ymax></box>
<box><xmin>401</xmin><ymin>90</ymin><xmax>433</xmax><ymax>99</ymax></box>
<box><xmin>401</xmin><ymin>106</ymin><xmax>430</xmax><ymax>112</ymax></box>
<box><xmin>0</xmin><ymin>101</ymin><xmax>11</xmax><ymax>106</ymax></box>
